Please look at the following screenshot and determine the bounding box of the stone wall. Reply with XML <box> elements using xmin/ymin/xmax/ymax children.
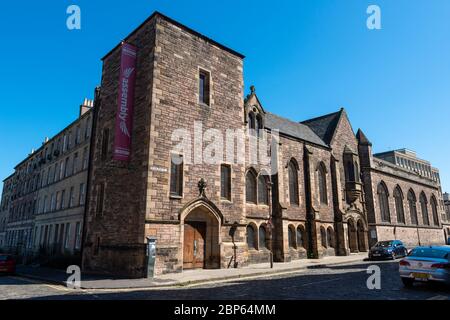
<box><xmin>82</xmin><ymin>17</ymin><xmax>157</xmax><ymax>278</ymax></box>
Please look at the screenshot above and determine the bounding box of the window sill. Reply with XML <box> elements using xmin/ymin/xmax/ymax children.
<box><xmin>245</xmin><ymin>202</ymin><xmax>269</xmax><ymax>207</ymax></box>
<box><xmin>198</xmin><ymin>102</ymin><xmax>211</xmax><ymax>108</ymax></box>
<box><xmin>220</xmin><ymin>199</ymin><xmax>232</xmax><ymax>204</ymax></box>
<box><xmin>170</xmin><ymin>195</ymin><xmax>183</xmax><ymax>200</ymax></box>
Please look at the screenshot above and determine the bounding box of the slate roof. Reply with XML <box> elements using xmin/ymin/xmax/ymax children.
<box><xmin>301</xmin><ymin>109</ymin><xmax>343</xmax><ymax>145</ymax></box>
<box><xmin>265</xmin><ymin>113</ymin><xmax>328</xmax><ymax>148</ymax></box>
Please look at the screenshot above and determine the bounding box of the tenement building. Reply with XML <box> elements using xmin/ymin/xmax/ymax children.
<box><xmin>0</xmin><ymin>12</ymin><xmax>448</xmax><ymax>277</ymax></box>
<box><xmin>0</xmin><ymin>175</ymin><xmax>14</xmax><ymax>248</ymax></box>
<box><xmin>0</xmin><ymin>99</ymin><xmax>93</xmax><ymax>263</ymax></box>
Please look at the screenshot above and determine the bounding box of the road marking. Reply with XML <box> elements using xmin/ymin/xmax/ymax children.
<box><xmin>427</xmin><ymin>295</ymin><xmax>449</xmax><ymax>300</ymax></box>
<box><xmin>298</xmin><ymin>277</ymin><xmax>344</xmax><ymax>287</ymax></box>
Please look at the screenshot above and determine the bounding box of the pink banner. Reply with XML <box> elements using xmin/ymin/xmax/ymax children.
<box><xmin>113</xmin><ymin>43</ymin><xmax>137</xmax><ymax>161</ymax></box>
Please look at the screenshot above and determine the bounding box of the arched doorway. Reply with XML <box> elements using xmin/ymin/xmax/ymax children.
<box><xmin>181</xmin><ymin>201</ymin><xmax>221</xmax><ymax>270</ymax></box>
<box><xmin>357</xmin><ymin>220</ymin><xmax>367</xmax><ymax>252</ymax></box>
<box><xmin>347</xmin><ymin>219</ymin><xmax>358</xmax><ymax>253</ymax></box>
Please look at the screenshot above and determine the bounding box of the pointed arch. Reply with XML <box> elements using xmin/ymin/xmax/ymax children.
<box><xmin>288</xmin><ymin>158</ymin><xmax>299</xmax><ymax>206</ymax></box>
<box><xmin>288</xmin><ymin>224</ymin><xmax>296</xmax><ymax>248</ymax></box>
<box><xmin>327</xmin><ymin>226</ymin><xmax>335</xmax><ymax>248</ymax></box>
<box><xmin>317</xmin><ymin>162</ymin><xmax>328</xmax><ymax>205</ymax></box>
<box><xmin>407</xmin><ymin>189</ymin><xmax>418</xmax><ymax>225</ymax></box>
<box><xmin>393</xmin><ymin>185</ymin><xmax>405</xmax><ymax>224</ymax></box>
<box><xmin>179</xmin><ymin>198</ymin><xmax>223</xmax><ymax>270</ymax></box>
<box><xmin>320</xmin><ymin>226</ymin><xmax>327</xmax><ymax>248</ymax></box>
<box><xmin>246</xmin><ymin>223</ymin><xmax>257</xmax><ymax>250</ymax></box>
<box><xmin>430</xmin><ymin>195</ymin><xmax>439</xmax><ymax>226</ymax></box>
<box><xmin>377</xmin><ymin>181</ymin><xmax>391</xmax><ymax>222</ymax></box>
<box><xmin>258</xmin><ymin>224</ymin><xmax>267</xmax><ymax>249</ymax></box>
<box><xmin>179</xmin><ymin>197</ymin><xmax>224</xmax><ymax>225</ymax></box>
<box><xmin>245</xmin><ymin>168</ymin><xmax>257</xmax><ymax>204</ymax></box>
<box><xmin>257</xmin><ymin>173</ymin><xmax>269</xmax><ymax>205</ymax></box>
<box><xmin>296</xmin><ymin>225</ymin><xmax>306</xmax><ymax>249</ymax></box>
<box><xmin>420</xmin><ymin>192</ymin><xmax>429</xmax><ymax>225</ymax></box>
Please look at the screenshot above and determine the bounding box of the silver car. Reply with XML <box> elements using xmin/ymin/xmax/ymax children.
<box><xmin>399</xmin><ymin>246</ymin><xmax>450</xmax><ymax>287</ymax></box>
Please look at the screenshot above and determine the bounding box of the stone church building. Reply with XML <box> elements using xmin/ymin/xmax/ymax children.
<box><xmin>78</xmin><ymin>12</ymin><xmax>447</xmax><ymax>278</ymax></box>
<box><xmin>0</xmin><ymin>11</ymin><xmax>446</xmax><ymax>277</ymax></box>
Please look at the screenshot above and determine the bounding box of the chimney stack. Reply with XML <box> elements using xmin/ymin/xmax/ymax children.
<box><xmin>79</xmin><ymin>98</ymin><xmax>94</xmax><ymax>117</ymax></box>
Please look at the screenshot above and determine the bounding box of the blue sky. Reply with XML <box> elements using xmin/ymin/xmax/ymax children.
<box><xmin>1</xmin><ymin>0</ymin><xmax>449</xmax><ymax>192</ymax></box>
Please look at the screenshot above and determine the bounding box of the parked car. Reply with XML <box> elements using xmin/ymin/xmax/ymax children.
<box><xmin>0</xmin><ymin>254</ymin><xmax>16</xmax><ymax>275</ymax></box>
<box><xmin>399</xmin><ymin>246</ymin><xmax>450</xmax><ymax>287</ymax></box>
<box><xmin>368</xmin><ymin>240</ymin><xmax>408</xmax><ymax>260</ymax></box>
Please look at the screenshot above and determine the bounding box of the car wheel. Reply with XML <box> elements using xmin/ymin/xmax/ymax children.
<box><xmin>401</xmin><ymin>278</ymin><xmax>414</xmax><ymax>288</ymax></box>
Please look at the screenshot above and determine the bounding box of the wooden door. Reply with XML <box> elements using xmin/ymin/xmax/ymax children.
<box><xmin>183</xmin><ymin>221</ymin><xmax>206</xmax><ymax>269</ymax></box>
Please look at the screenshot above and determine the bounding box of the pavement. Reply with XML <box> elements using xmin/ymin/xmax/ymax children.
<box><xmin>15</xmin><ymin>253</ymin><xmax>368</xmax><ymax>289</ymax></box>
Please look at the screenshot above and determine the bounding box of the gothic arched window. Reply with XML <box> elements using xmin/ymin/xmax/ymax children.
<box><xmin>318</xmin><ymin>163</ymin><xmax>328</xmax><ymax>204</ymax></box>
<box><xmin>246</xmin><ymin>225</ymin><xmax>256</xmax><ymax>249</ymax></box>
<box><xmin>408</xmin><ymin>190</ymin><xmax>418</xmax><ymax>225</ymax></box>
<box><xmin>346</xmin><ymin>161</ymin><xmax>355</xmax><ymax>182</ymax></box>
<box><xmin>431</xmin><ymin>196</ymin><xmax>439</xmax><ymax>226</ymax></box>
<box><xmin>245</xmin><ymin>170</ymin><xmax>257</xmax><ymax>204</ymax></box>
<box><xmin>288</xmin><ymin>225</ymin><xmax>296</xmax><ymax>248</ymax></box>
<box><xmin>420</xmin><ymin>192</ymin><xmax>429</xmax><ymax>225</ymax></box>
<box><xmin>377</xmin><ymin>182</ymin><xmax>391</xmax><ymax>222</ymax></box>
<box><xmin>288</xmin><ymin>160</ymin><xmax>299</xmax><ymax>206</ymax></box>
<box><xmin>394</xmin><ymin>186</ymin><xmax>405</xmax><ymax>224</ymax></box>
<box><xmin>320</xmin><ymin>227</ymin><xmax>327</xmax><ymax>248</ymax></box>
<box><xmin>258</xmin><ymin>226</ymin><xmax>267</xmax><ymax>249</ymax></box>
<box><xmin>257</xmin><ymin>174</ymin><xmax>269</xmax><ymax>205</ymax></box>
<box><xmin>327</xmin><ymin>227</ymin><xmax>334</xmax><ymax>248</ymax></box>
<box><xmin>296</xmin><ymin>226</ymin><xmax>305</xmax><ymax>249</ymax></box>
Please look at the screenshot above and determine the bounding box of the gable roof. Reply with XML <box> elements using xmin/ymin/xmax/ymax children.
<box><xmin>301</xmin><ymin>109</ymin><xmax>344</xmax><ymax>145</ymax></box>
<box><xmin>265</xmin><ymin>113</ymin><xmax>328</xmax><ymax>148</ymax></box>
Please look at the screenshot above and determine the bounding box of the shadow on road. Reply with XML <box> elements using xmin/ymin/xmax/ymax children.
<box><xmin>13</xmin><ymin>261</ymin><xmax>449</xmax><ymax>301</ymax></box>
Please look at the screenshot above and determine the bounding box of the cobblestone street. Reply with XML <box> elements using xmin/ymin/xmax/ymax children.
<box><xmin>1</xmin><ymin>260</ymin><xmax>449</xmax><ymax>300</ymax></box>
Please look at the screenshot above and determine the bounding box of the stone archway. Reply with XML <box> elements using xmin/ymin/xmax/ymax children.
<box><xmin>180</xmin><ymin>199</ymin><xmax>222</xmax><ymax>270</ymax></box>
<box><xmin>357</xmin><ymin>220</ymin><xmax>368</xmax><ymax>252</ymax></box>
<box><xmin>347</xmin><ymin>219</ymin><xmax>358</xmax><ymax>253</ymax></box>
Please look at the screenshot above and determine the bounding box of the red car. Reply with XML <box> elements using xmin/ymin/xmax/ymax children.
<box><xmin>0</xmin><ymin>254</ymin><xmax>16</xmax><ymax>274</ymax></box>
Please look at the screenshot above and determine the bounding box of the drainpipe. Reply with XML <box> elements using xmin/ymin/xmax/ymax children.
<box><xmin>417</xmin><ymin>226</ymin><xmax>421</xmax><ymax>246</ymax></box>
<box><xmin>80</xmin><ymin>86</ymin><xmax>101</xmax><ymax>268</ymax></box>
<box><xmin>267</xmin><ymin>182</ymin><xmax>274</xmax><ymax>268</ymax></box>
<box><xmin>303</xmin><ymin>145</ymin><xmax>315</xmax><ymax>259</ymax></box>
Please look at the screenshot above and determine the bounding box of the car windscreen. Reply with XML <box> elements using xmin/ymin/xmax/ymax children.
<box><xmin>409</xmin><ymin>248</ymin><xmax>449</xmax><ymax>260</ymax></box>
<box><xmin>375</xmin><ymin>241</ymin><xmax>393</xmax><ymax>247</ymax></box>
